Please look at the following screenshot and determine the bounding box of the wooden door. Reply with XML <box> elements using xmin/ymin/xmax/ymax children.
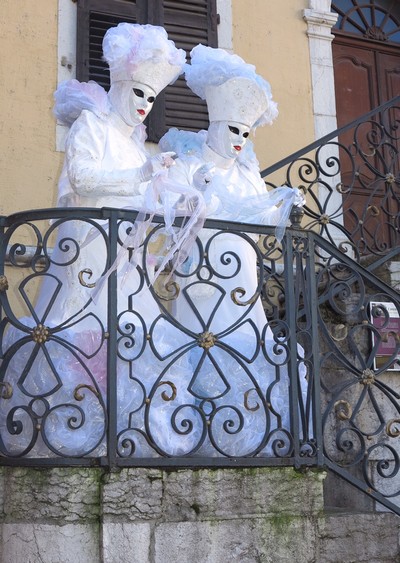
<box><xmin>331</xmin><ymin>0</ymin><xmax>400</xmax><ymax>254</ymax></box>
<box><xmin>332</xmin><ymin>38</ymin><xmax>400</xmax><ymax>252</ymax></box>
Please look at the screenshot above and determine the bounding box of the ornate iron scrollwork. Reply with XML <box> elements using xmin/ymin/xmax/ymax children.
<box><xmin>0</xmin><ymin>201</ymin><xmax>399</xmax><ymax>516</ymax></box>
<box><xmin>0</xmin><ymin>275</ymin><xmax>9</xmax><ymax>292</ymax></box>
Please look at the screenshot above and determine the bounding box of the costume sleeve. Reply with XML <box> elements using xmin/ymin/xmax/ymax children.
<box><xmin>65</xmin><ymin>111</ymin><xmax>144</xmax><ymax>196</ymax></box>
<box><xmin>165</xmin><ymin>159</ymin><xmax>220</xmax><ymax>216</ymax></box>
<box><xmin>166</xmin><ymin>156</ymin><xmax>193</xmax><ymax>186</ymax></box>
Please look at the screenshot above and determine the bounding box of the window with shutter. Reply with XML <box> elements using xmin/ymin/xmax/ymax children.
<box><xmin>76</xmin><ymin>0</ymin><xmax>218</xmax><ymax>142</ymax></box>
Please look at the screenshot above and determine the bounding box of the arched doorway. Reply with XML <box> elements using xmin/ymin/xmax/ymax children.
<box><xmin>332</xmin><ymin>0</ymin><xmax>400</xmax><ymax>121</ymax></box>
<box><xmin>331</xmin><ymin>0</ymin><xmax>400</xmax><ymax>250</ymax></box>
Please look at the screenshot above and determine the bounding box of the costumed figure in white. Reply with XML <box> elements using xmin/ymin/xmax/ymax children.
<box><xmin>152</xmin><ymin>44</ymin><xmax>308</xmax><ymax>457</ymax></box>
<box><xmin>0</xmin><ymin>24</ymin><xmax>191</xmax><ymax>458</ymax></box>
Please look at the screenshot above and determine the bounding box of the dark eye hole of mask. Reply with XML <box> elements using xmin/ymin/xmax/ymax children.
<box><xmin>147</xmin><ymin>96</ymin><xmax>155</xmax><ymax>103</ymax></box>
<box><xmin>133</xmin><ymin>88</ymin><xmax>145</xmax><ymax>98</ymax></box>
<box><xmin>228</xmin><ymin>125</ymin><xmax>240</xmax><ymax>135</ymax></box>
<box><xmin>243</xmin><ymin>132</ymin><xmax>249</xmax><ymax>138</ymax></box>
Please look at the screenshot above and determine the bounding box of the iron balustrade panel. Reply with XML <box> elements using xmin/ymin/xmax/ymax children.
<box><xmin>0</xmin><ymin>209</ymin><xmax>111</xmax><ymax>461</ymax></box>
<box><xmin>262</xmin><ymin>96</ymin><xmax>400</xmax><ymax>267</ymax></box>
<box><xmin>1</xmin><ymin>208</ymin><xmax>399</xmax><ymax>515</ymax></box>
<box><xmin>0</xmin><ymin>208</ymin><xmax>317</xmax><ymax>468</ymax></box>
<box><xmin>312</xmin><ymin>231</ymin><xmax>400</xmax><ymax>515</ymax></box>
<box><xmin>284</xmin><ymin>230</ymin><xmax>323</xmax><ymax>467</ymax></box>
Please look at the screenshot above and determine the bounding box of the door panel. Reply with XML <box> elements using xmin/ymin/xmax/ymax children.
<box><xmin>377</xmin><ymin>52</ymin><xmax>400</xmax><ymax>102</ymax></box>
<box><xmin>377</xmin><ymin>51</ymin><xmax>400</xmax><ymax>178</ymax></box>
<box><xmin>333</xmin><ymin>38</ymin><xmax>400</xmax><ymax>252</ymax></box>
<box><xmin>333</xmin><ymin>42</ymin><xmax>378</xmax><ymax>126</ymax></box>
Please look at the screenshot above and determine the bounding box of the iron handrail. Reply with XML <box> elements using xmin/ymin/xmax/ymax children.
<box><xmin>260</xmin><ymin>95</ymin><xmax>400</xmax><ymax>178</ymax></box>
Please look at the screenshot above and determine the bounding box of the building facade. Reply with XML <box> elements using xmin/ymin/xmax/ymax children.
<box><xmin>0</xmin><ymin>2</ymin><xmax>399</xmax><ymax>561</ymax></box>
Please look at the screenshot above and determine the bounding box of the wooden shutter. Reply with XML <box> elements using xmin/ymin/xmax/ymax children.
<box><xmin>76</xmin><ymin>0</ymin><xmax>218</xmax><ymax>141</ymax></box>
<box><xmin>149</xmin><ymin>0</ymin><xmax>218</xmax><ymax>140</ymax></box>
<box><xmin>77</xmin><ymin>0</ymin><xmax>145</xmax><ymax>89</ymax></box>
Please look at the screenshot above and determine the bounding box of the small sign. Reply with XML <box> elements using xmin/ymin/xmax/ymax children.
<box><xmin>370</xmin><ymin>301</ymin><xmax>400</xmax><ymax>371</ymax></box>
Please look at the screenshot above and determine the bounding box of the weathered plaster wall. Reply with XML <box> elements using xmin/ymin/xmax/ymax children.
<box><xmin>0</xmin><ymin>1</ymin><xmax>316</xmax><ymax>216</ymax></box>
<box><xmin>0</xmin><ymin>1</ymin><xmax>63</xmax><ymax>215</ymax></box>
<box><xmin>232</xmin><ymin>0</ymin><xmax>315</xmax><ymax>171</ymax></box>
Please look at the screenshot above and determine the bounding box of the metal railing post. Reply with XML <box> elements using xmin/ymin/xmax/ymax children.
<box><xmin>105</xmin><ymin>209</ymin><xmax>119</xmax><ymax>469</ymax></box>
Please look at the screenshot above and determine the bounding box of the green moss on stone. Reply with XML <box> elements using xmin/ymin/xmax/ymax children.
<box><xmin>268</xmin><ymin>513</ymin><xmax>298</xmax><ymax>533</ymax></box>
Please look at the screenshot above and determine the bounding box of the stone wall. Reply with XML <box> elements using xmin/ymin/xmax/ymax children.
<box><xmin>0</xmin><ymin>466</ymin><xmax>398</xmax><ymax>562</ymax></box>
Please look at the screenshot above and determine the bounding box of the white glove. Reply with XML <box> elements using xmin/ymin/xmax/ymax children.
<box><xmin>193</xmin><ymin>163</ymin><xmax>215</xmax><ymax>192</ymax></box>
<box><xmin>174</xmin><ymin>193</ymin><xmax>204</xmax><ymax>213</ymax></box>
<box><xmin>138</xmin><ymin>152</ymin><xmax>177</xmax><ymax>182</ymax></box>
<box><xmin>293</xmin><ymin>187</ymin><xmax>306</xmax><ymax>207</ymax></box>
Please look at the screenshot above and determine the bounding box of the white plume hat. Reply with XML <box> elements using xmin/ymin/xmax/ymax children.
<box><xmin>205</xmin><ymin>77</ymin><xmax>269</xmax><ymax>128</ymax></box>
<box><xmin>185</xmin><ymin>45</ymin><xmax>278</xmax><ymax>128</ymax></box>
<box><xmin>103</xmin><ymin>23</ymin><xmax>186</xmax><ymax>95</ymax></box>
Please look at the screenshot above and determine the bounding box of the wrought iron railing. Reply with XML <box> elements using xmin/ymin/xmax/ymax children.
<box><xmin>0</xmin><ymin>208</ymin><xmax>315</xmax><ymax>468</ymax></box>
<box><xmin>0</xmin><ymin>207</ymin><xmax>399</xmax><ymax>514</ymax></box>
<box><xmin>262</xmin><ymin>95</ymin><xmax>400</xmax><ymax>270</ymax></box>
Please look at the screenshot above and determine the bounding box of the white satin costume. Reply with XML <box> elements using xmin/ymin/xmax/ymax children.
<box><xmin>0</xmin><ymin>91</ymin><xmax>166</xmax><ymax>457</ymax></box>
<box><xmin>155</xmin><ymin>127</ymin><xmax>308</xmax><ymax>457</ymax></box>
<box><xmin>0</xmin><ymin>21</ymin><xmax>195</xmax><ymax>458</ymax></box>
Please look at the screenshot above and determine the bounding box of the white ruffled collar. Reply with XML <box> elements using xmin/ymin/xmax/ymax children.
<box><xmin>202</xmin><ymin>143</ymin><xmax>235</xmax><ymax>170</ymax></box>
<box><xmin>108</xmin><ymin>110</ymin><xmax>136</xmax><ymax>138</ymax></box>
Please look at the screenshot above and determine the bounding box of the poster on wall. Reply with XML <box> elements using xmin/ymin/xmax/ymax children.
<box><xmin>370</xmin><ymin>301</ymin><xmax>400</xmax><ymax>371</ymax></box>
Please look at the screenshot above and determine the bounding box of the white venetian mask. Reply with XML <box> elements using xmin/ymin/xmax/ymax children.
<box><xmin>206</xmin><ymin>121</ymin><xmax>250</xmax><ymax>160</ymax></box>
<box><xmin>128</xmin><ymin>82</ymin><xmax>156</xmax><ymax>125</ymax></box>
<box><xmin>108</xmin><ymin>80</ymin><xmax>156</xmax><ymax>127</ymax></box>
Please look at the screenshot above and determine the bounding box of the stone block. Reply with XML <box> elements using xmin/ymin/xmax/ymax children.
<box><xmin>102</xmin><ymin>522</ymin><xmax>151</xmax><ymax>563</ymax></box>
<box><xmin>161</xmin><ymin>467</ymin><xmax>325</xmax><ymax>522</ymax></box>
<box><xmin>323</xmin><ymin>470</ymin><xmax>373</xmax><ymax>512</ymax></box>
<box><xmin>102</xmin><ymin>468</ymin><xmax>163</xmax><ymax>521</ymax></box>
<box><xmin>0</xmin><ymin>468</ymin><xmax>5</xmax><ymax>519</ymax></box>
<box><xmin>314</xmin><ymin>115</ymin><xmax>339</xmax><ymax>140</ymax></box>
<box><xmin>2</xmin><ymin>467</ymin><xmax>101</xmax><ymax>523</ymax></box>
<box><xmin>318</xmin><ymin>513</ymin><xmax>400</xmax><ymax>562</ymax></box>
<box><xmin>1</xmin><ymin>523</ymin><xmax>99</xmax><ymax>563</ymax></box>
<box><xmin>372</xmin><ymin>460</ymin><xmax>400</xmax><ymax>511</ymax></box>
<box><xmin>154</xmin><ymin>517</ymin><xmax>318</xmax><ymax>563</ymax></box>
<box><xmin>311</xmin><ymin>64</ymin><xmax>336</xmax><ymax>116</ymax></box>
<box><xmin>318</xmin><ymin>322</ymin><xmax>369</xmax><ymax>366</ymax></box>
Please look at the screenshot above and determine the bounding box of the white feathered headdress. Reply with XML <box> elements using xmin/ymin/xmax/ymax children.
<box><xmin>185</xmin><ymin>45</ymin><xmax>278</xmax><ymax>129</ymax></box>
<box><xmin>102</xmin><ymin>23</ymin><xmax>186</xmax><ymax>94</ymax></box>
